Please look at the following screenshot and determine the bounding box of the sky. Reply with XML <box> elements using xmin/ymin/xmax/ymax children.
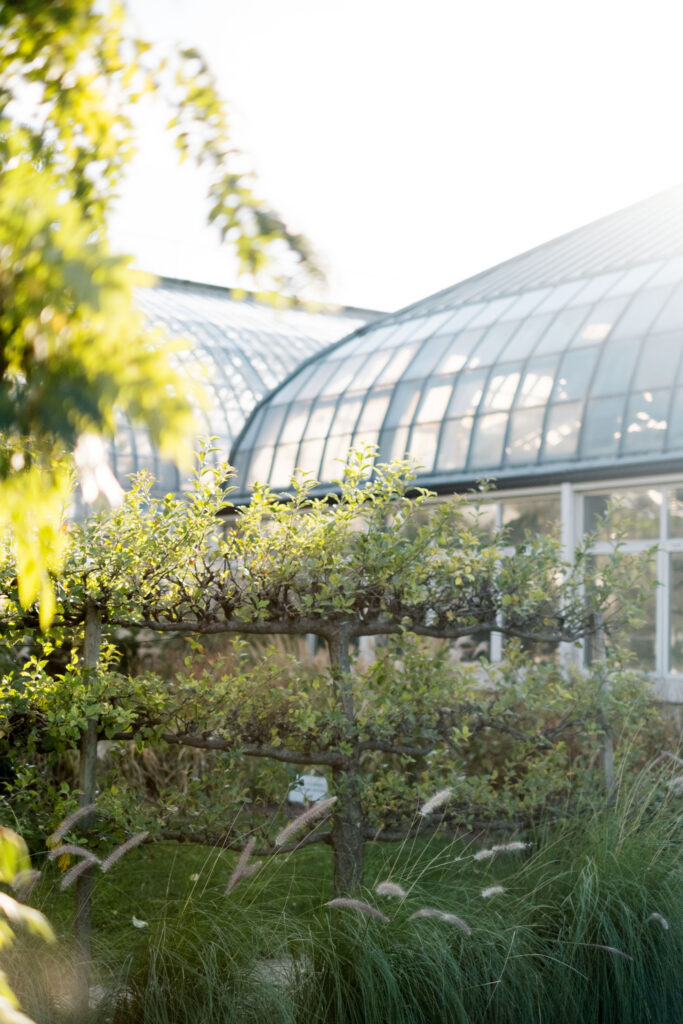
<box><xmin>109</xmin><ymin>0</ymin><xmax>683</xmax><ymax>312</ymax></box>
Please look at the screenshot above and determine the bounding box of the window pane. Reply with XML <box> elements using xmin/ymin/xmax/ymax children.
<box><xmin>668</xmin><ymin>488</ymin><xmax>683</xmax><ymax>538</ymax></box>
<box><xmin>584</xmin><ymin>488</ymin><xmax>661</xmax><ymax>540</ymax></box>
<box><xmin>587</xmin><ymin>554</ymin><xmax>656</xmax><ymax>671</ymax></box>
<box><xmin>502</xmin><ymin>495</ymin><xmax>561</xmax><ymax>544</ymax></box>
<box><xmin>670</xmin><ymin>553</ymin><xmax>683</xmax><ymax>673</ymax></box>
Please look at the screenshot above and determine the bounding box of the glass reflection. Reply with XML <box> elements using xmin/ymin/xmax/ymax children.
<box><xmin>542</xmin><ymin>402</ymin><xmax>583</xmax><ymax>459</ymax></box>
<box><xmin>505</xmin><ymin>407</ymin><xmax>545</xmax><ymax>464</ymax></box>
<box><xmin>584</xmin><ymin>488</ymin><xmax>661</xmax><ymax>540</ymax></box>
<box><xmin>622</xmin><ymin>389</ymin><xmax>669</xmax><ymax>455</ymax></box>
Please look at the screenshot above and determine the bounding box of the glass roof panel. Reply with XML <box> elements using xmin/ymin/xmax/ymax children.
<box><xmin>571</xmin><ymin>271</ymin><xmax>624</xmax><ymax>304</ymax></box>
<box><xmin>535</xmin><ymin>280</ymin><xmax>587</xmax><ymax>313</ymax></box>
<box><xmin>651</xmin><ymin>282</ymin><xmax>683</xmax><ymax>333</ymax></box>
<box><xmin>467</xmin><ymin>295</ymin><xmax>518</xmax><ymax>327</ymax></box>
<box><xmin>385</xmin><ymin>381</ymin><xmax>422</xmax><ymax>428</ymax></box>
<box><xmin>280</xmin><ymin>402</ymin><xmax>311</xmax><ymax>444</ymax></box>
<box><xmin>306</xmin><ymin>401</ymin><xmax>337</xmax><ymax>439</ymax></box>
<box><xmin>374</xmin><ymin>343</ymin><xmax>419</xmax><ymax>384</ymax></box>
<box><xmin>446</xmin><ymin>368</ymin><xmax>488</xmax><ymax>417</ymax></box>
<box><xmin>321</xmin><ymin>434</ymin><xmax>354</xmax><ymax>479</ymax></box>
<box><xmin>433</xmin><ymin>330</ymin><xmax>485</xmax><ymax>375</ymax></box>
<box><xmin>480</xmin><ymin>363</ymin><xmax>522</xmax><ymax>411</ymax></box>
<box><xmin>533</xmin><ymin>306</ymin><xmax>591</xmax><ymax>355</ymax></box>
<box><xmin>403</xmin><ymin>334</ymin><xmax>456</xmax><ymax>379</ymax></box>
<box><xmin>515</xmin><ymin>356</ymin><xmax>558</xmax><ymax>408</ymax></box>
<box><xmin>498</xmin><ymin>287</ymin><xmax>550</xmax><ymax>320</ymax></box>
<box><xmin>542</xmin><ymin>402</ymin><xmax>583</xmax><ymax>460</ymax></box>
<box><xmin>270</xmin><ymin>443</ymin><xmax>299</xmax><ymax>487</ymax></box>
<box><xmin>611</xmin><ymin>286</ymin><xmax>673</xmax><ymax>339</ymax></box>
<box><xmin>633</xmin><ymin>335</ymin><xmax>680</xmax><ymax>391</ymax></box>
<box><xmin>436</xmin><ymin>417</ymin><xmax>474</xmax><ymax>472</ymax></box>
<box><xmin>469</xmin><ymin>412</ymin><xmax>507</xmax><ymax>468</ymax></box>
<box><xmin>415</xmin><ymin>382</ymin><xmax>453</xmax><ymax>423</ymax></box>
<box><xmin>407</xmin><ymin>425</ymin><xmax>439</xmax><ymax>471</ymax></box>
<box><xmin>505</xmin><ymin>406</ymin><xmax>545</xmax><ymax>465</ymax></box>
<box><xmin>605</xmin><ymin>262</ymin><xmax>662</xmax><ymax>295</ymax></box>
<box><xmin>666</xmin><ymin>386</ymin><xmax>683</xmax><ymax>450</ymax></box>
<box><xmin>646</xmin><ymin>256</ymin><xmax>683</xmax><ymax>288</ymax></box>
<box><xmin>356</xmin><ymin>391</ymin><xmax>392</xmax><ymax>433</ymax></box>
<box><xmin>329</xmin><ymin>398</ymin><xmax>363</xmax><ymax>435</ymax></box>
<box><xmin>622</xmin><ymin>389</ymin><xmax>669</xmax><ymax>454</ymax></box>
<box><xmin>590</xmin><ymin>338</ymin><xmax>641</xmax><ymax>397</ymax></box>
<box><xmin>580</xmin><ymin>396</ymin><xmax>624</xmax><ymax>458</ymax></box>
<box><xmin>552</xmin><ymin>347</ymin><xmax>599</xmax><ymax>402</ymax></box>
<box><xmin>232</xmin><ymin>189</ymin><xmax>683</xmax><ymax>493</ymax></box>
<box><xmin>466</xmin><ymin>320</ymin><xmax>520</xmax><ymax>366</ymax></box>
<box><xmin>571</xmin><ymin>295</ymin><xmax>630</xmax><ymax>346</ymax></box>
<box><xmin>501</xmin><ymin>313</ymin><xmax>555</xmax><ymax>360</ymax></box>
<box><xmin>297</xmin><ymin>438</ymin><xmax>326</xmax><ymax>477</ymax></box>
<box><xmin>247</xmin><ymin>446</ymin><xmax>275</xmax><ymax>486</ymax></box>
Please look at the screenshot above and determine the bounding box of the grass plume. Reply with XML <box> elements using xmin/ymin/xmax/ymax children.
<box><xmin>325</xmin><ymin>898</ymin><xmax>389</xmax><ymax>922</ymax></box>
<box><xmin>408</xmin><ymin>907</ymin><xmax>472</xmax><ymax>934</ymax></box>
<box><xmin>274</xmin><ymin>795</ymin><xmax>336</xmax><ymax>848</ymax></box>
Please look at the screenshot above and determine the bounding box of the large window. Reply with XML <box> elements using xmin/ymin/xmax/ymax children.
<box><xmin>580</xmin><ymin>483</ymin><xmax>683</xmax><ymax>678</ymax></box>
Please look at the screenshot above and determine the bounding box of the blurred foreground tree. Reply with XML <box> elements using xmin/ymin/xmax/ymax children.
<box><xmin>0</xmin><ymin>0</ymin><xmax>320</xmax><ymax>623</ymax></box>
<box><xmin>0</xmin><ymin>452</ymin><xmax>654</xmax><ymax>897</ymax></box>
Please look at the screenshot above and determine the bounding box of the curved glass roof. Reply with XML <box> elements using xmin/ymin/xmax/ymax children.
<box><xmin>111</xmin><ymin>278</ymin><xmax>372</xmax><ymax>492</ymax></box>
<box><xmin>231</xmin><ymin>186</ymin><xmax>683</xmax><ymax>492</ymax></box>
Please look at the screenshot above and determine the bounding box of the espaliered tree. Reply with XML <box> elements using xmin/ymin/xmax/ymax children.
<box><xmin>1</xmin><ymin>451</ymin><xmax>652</xmax><ymax>896</ymax></box>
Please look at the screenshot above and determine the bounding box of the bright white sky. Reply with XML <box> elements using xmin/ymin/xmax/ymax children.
<box><xmin>109</xmin><ymin>0</ymin><xmax>683</xmax><ymax>312</ymax></box>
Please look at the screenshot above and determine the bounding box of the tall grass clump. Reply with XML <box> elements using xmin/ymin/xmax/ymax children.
<box><xmin>295</xmin><ymin>765</ymin><xmax>682</xmax><ymax>1024</ymax></box>
<box><xmin>9</xmin><ymin>764</ymin><xmax>680</xmax><ymax>1024</ymax></box>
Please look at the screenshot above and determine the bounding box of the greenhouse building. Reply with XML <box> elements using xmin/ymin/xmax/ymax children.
<box><xmin>227</xmin><ymin>186</ymin><xmax>683</xmax><ymax>703</ymax></box>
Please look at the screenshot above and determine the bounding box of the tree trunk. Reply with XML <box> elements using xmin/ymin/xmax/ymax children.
<box><xmin>331</xmin><ymin>759</ymin><xmax>364</xmax><ymax>894</ymax></box>
<box><xmin>75</xmin><ymin>601</ymin><xmax>101</xmax><ymax>1014</ymax></box>
<box><xmin>327</xmin><ymin>630</ymin><xmax>364</xmax><ymax>894</ymax></box>
<box><xmin>593</xmin><ymin>613</ymin><xmax>614</xmax><ymax>794</ymax></box>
